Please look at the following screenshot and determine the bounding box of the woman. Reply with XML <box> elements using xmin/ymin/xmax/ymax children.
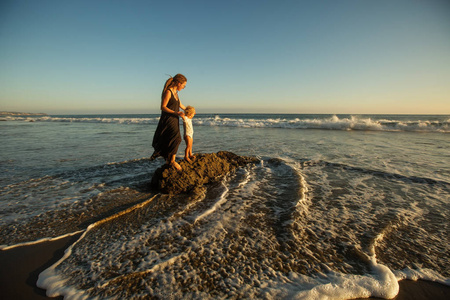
<box><xmin>150</xmin><ymin>74</ymin><xmax>187</xmax><ymax>171</ymax></box>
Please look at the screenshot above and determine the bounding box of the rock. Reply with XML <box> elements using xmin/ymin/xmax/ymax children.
<box><xmin>151</xmin><ymin>151</ymin><xmax>259</xmax><ymax>194</ymax></box>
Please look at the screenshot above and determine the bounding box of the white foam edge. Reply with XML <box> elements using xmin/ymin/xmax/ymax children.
<box><xmin>278</xmin><ymin>257</ymin><xmax>450</xmax><ymax>300</ymax></box>
<box><xmin>280</xmin><ymin>157</ymin><xmax>310</xmax><ymax>210</ymax></box>
<box><xmin>0</xmin><ymin>230</ymin><xmax>85</xmax><ymax>251</ymax></box>
<box><xmin>282</xmin><ymin>233</ymin><xmax>450</xmax><ymax>300</ymax></box>
<box><xmin>98</xmin><ymin>251</ymin><xmax>189</xmax><ymax>289</ymax></box>
<box><xmin>36</xmin><ymin>194</ymin><xmax>159</xmax><ymax>299</ymax></box>
<box><xmin>267</xmin><ymin>257</ymin><xmax>399</xmax><ymax>300</ymax></box>
<box><xmin>394</xmin><ymin>267</ymin><xmax>450</xmax><ymax>286</ymax></box>
<box><xmin>36</xmin><ymin>226</ymin><xmax>92</xmax><ymax>299</ymax></box>
<box><xmin>194</xmin><ymin>179</ymin><xmax>229</xmax><ymax>223</ymax></box>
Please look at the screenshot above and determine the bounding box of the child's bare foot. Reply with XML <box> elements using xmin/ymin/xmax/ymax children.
<box><xmin>170</xmin><ymin>161</ymin><xmax>182</xmax><ymax>171</ymax></box>
<box><xmin>189</xmin><ymin>155</ymin><xmax>196</xmax><ymax>161</ymax></box>
<box><xmin>185</xmin><ymin>157</ymin><xmax>193</xmax><ymax>163</ymax></box>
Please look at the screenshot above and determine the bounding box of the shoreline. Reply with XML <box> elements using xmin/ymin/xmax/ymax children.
<box><xmin>0</xmin><ymin>237</ymin><xmax>448</xmax><ymax>300</ymax></box>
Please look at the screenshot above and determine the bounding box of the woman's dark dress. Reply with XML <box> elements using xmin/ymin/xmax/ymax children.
<box><xmin>152</xmin><ymin>90</ymin><xmax>181</xmax><ymax>160</ymax></box>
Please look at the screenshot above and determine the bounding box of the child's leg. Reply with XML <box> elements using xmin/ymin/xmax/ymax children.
<box><xmin>184</xmin><ymin>136</ymin><xmax>193</xmax><ymax>161</ymax></box>
<box><xmin>184</xmin><ymin>136</ymin><xmax>189</xmax><ymax>159</ymax></box>
<box><xmin>190</xmin><ymin>141</ymin><xmax>194</xmax><ymax>157</ymax></box>
<box><xmin>187</xmin><ymin>136</ymin><xmax>192</xmax><ymax>157</ymax></box>
<box><xmin>188</xmin><ymin>136</ymin><xmax>195</xmax><ymax>159</ymax></box>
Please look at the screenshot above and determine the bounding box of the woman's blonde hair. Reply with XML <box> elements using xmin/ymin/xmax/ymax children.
<box><xmin>185</xmin><ymin>105</ymin><xmax>195</xmax><ymax>117</ymax></box>
<box><xmin>162</xmin><ymin>74</ymin><xmax>187</xmax><ymax>97</ymax></box>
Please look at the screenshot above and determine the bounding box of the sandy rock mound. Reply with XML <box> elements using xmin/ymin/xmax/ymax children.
<box><xmin>151</xmin><ymin>151</ymin><xmax>259</xmax><ymax>194</ymax></box>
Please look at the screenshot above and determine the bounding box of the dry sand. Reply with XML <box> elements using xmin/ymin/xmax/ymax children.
<box><xmin>1</xmin><ymin>236</ymin><xmax>448</xmax><ymax>300</ymax></box>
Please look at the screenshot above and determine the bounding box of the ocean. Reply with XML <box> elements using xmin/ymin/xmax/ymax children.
<box><xmin>0</xmin><ymin>113</ymin><xmax>449</xmax><ymax>299</ymax></box>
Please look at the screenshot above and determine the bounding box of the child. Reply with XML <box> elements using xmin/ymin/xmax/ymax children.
<box><xmin>182</xmin><ymin>106</ymin><xmax>196</xmax><ymax>163</ymax></box>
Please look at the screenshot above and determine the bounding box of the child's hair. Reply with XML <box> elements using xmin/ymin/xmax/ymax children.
<box><xmin>185</xmin><ymin>106</ymin><xmax>195</xmax><ymax>117</ymax></box>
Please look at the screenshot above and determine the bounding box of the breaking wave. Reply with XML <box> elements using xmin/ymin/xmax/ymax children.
<box><xmin>197</xmin><ymin>115</ymin><xmax>450</xmax><ymax>132</ymax></box>
<box><xmin>3</xmin><ymin>114</ymin><xmax>449</xmax><ymax>132</ymax></box>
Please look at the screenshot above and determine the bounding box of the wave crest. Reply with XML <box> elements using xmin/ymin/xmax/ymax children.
<box><xmin>4</xmin><ymin>114</ymin><xmax>449</xmax><ymax>132</ymax></box>
<box><xmin>198</xmin><ymin>115</ymin><xmax>449</xmax><ymax>132</ymax></box>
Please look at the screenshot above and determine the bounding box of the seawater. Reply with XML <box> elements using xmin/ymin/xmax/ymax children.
<box><xmin>0</xmin><ymin>114</ymin><xmax>449</xmax><ymax>299</ymax></box>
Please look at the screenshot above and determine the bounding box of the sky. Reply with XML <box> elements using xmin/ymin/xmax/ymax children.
<box><xmin>1</xmin><ymin>0</ymin><xmax>449</xmax><ymax>115</ymax></box>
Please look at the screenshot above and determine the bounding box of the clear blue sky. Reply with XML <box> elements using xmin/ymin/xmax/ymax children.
<box><xmin>1</xmin><ymin>0</ymin><xmax>449</xmax><ymax>114</ymax></box>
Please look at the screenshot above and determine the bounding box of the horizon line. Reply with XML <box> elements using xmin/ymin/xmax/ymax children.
<box><xmin>2</xmin><ymin>111</ymin><xmax>449</xmax><ymax>116</ymax></box>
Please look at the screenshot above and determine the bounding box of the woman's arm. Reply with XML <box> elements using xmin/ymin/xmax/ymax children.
<box><xmin>179</xmin><ymin>102</ymin><xmax>186</xmax><ymax>111</ymax></box>
<box><xmin>161</xmin><ymin>90</ymin><xmax>184</xmax><ymax>117</ymax></box>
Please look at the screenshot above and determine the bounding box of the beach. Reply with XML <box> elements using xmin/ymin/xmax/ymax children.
<box><xmin>2</xmin><ymin>0</ymin><xmax>449</xmax><ymax>296</ymax></box>
<box><xmin>0</xmin><ymin>114</ymin><xmax>448</xmax><ymax>299</ymax></box>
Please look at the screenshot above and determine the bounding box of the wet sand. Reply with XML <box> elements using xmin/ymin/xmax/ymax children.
<box><xmin>0</xmin><ymin>235</ymin><xmax>81</xmax><ymax>300</ymax></box>
<box><xmin>357</xmin><ymin>279</ymin><xmax>450</xmax><ymax>300</ymax></box>
<box><xmin>1</xmin><ymin>236</ymin><xmax>449</xmax><ymax>300</ymax></box>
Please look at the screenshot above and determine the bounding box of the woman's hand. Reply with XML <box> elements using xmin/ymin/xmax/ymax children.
<box><xmin>178</xmin><ymin>111</ymin><xmax>185</xmax><ymax>118</ymax></box>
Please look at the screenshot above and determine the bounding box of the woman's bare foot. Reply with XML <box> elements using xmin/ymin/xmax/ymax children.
<box><xmin>150</xmin><ymin>151</ymin><xmax>160</xmax><ymax>161</ymax></box>
<box><xmin>170</xmin><ymin>161</ymin><xmax>182</xmax><ymax>171</ymax></box>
